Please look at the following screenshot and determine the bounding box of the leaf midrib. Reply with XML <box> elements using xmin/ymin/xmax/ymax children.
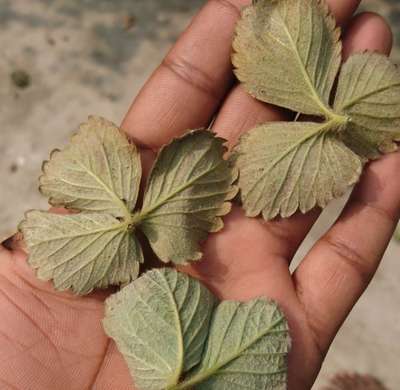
<box><xmin>30</xmin><ymin>220</ymin><xmax>128</xmax><ymax>245</ymax></box>
<box><xmin>75</xmin><ymin>160</ymin><xmax>132</xmax><ymax>221</ymax></box>
<box><xmin>278</xmin><ymin>9</ymin><xmax>335</xmax><ymax>119</ymax></box>
<box><xmin>159</xmin><ymin>274</ymin><xmax>185</xmax><ymax>389</ymax></box>
<box><xmin>243</xmin><ymin>121</ymin><xmax>335</xmax><ymax>201</ymax></box>
<box><xmin>134</xmin><ymin>161</ymin><xmax>225</xmax><ymax>225</ymax></box>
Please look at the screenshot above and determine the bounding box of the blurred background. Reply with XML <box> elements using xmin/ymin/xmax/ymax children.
<box><xmin>0</xmin><ymin>0</ymin><xmax>399</xmax><ymax>388</ymax></box>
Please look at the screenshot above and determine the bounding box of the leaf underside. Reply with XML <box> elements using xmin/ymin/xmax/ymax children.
<box><xmin>139</xmin><ymin>130</ymin><xmax>238</xmax><ymax>264</ymax></box>
<box><xmin>334</xmin><ymin>52</ymin><xmax>400</xmax><ymax>160</ymax></box>
<box><xmin>235</xmin><ymin>122</ymin><xmax>362</xmax><ymax>219</ymax></box>
<box><xmin>103</xmin><ymin>269</ymin><xmax>290</xmax><ymax>390</ymax></box>
<box><xmin>19</xmin><ymin>210</ymin><xmax>142</xmax><ymax>295</ymax></box>
<box><xmin>40</xmin><ymin>115</ymin><xmax>141</xmax><ymax>218</ymax></box>
<box><xmin>233</xmin><ymin>0</ymin><xmax>342</xmax><ymax>116</ymax></box>
<box><xmin>22</xmin><ymin>118</ymin><xmax>237</xmax><ymax>293</ymax></box>
<box><xmin>233</xmin><ymin>0</ymin><xmax>400</xmax><ymax>220</ymax></box>
<box><xmin>191</xmin><ymin>299</ymin><xmax>289</xmax><ymax>390</ymax></box>
<box><xmin>103</xmin><ymin>268</ymin><xmax>216</xmax><ymax>390</ymax></box>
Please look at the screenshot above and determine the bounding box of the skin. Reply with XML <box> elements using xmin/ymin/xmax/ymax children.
<box><xmin>0</xmin><ymin>0</ymin><xmax>397</xmax><ymax>389</ymax></box>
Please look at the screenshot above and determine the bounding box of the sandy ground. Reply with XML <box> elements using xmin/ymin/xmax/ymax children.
<box><xmin>0</xmin><ymin>0</ymin><xmax>399</xmax><ymax>388</ymax></box>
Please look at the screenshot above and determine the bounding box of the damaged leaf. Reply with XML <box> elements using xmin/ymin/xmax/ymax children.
<box><xmin>233</xmin><ymin>0</ymin><xmax>342</xmax><ymax>117</ymax></box>
<box><xmin>334</xmin><ymin>53</ymin><xmax>400</xmax><ymax>160</ymax></box>
<box><xmin>233</xmin><ymin>0</ymin><xmax>400</xmax><ymax>220</ymax></box>
<box><xmin>234</xmin><ymin>122</ymin><xmax>362</xmax><ymax>219</ymax></box>
<box><xmin>21</xmin><ymin>119</ymin><xmax>236</xmax><ymax>293</ymax></box>
<box><xmin>138</xmin><ymin>131</ymin><xmax>237</xmax><ymax>264</ymax></box>
<box><xmin>40</xmin><ymin>116</ymin><xmax>141</xmax><ymax>219</ymax></box>
<box><xmin>19</xmin><ymin>210</ymin><xmax>142</xmax><ymax>295</ymax></box>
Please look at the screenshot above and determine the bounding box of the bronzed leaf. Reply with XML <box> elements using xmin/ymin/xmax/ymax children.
<box><xmin>19</xmin><ymin>210</ymin><xmax>142</xmax><ymax>295</ymax></box>
<box><xmin>234</xmin><ymin>122</ymin><xmax>362</xmax><ymax>219</ymax></box>
<box><xmin>138</xmin><ymin>130</ymin><xmax>237</xmax><ymax>264</ymax></box>
<box><xmin>233</xmin><ymin>0</ymin><xmax>341</xmax><ymax>117</ymax></box>
<box><xmin>40</xmin><ymin>116</ymin><xmax>141</xmax><ymax>218</ymax></box>
<box><xmin>103</xmin><ymin>269</ymin><xmax>216</xmax><ymax>390</ymax></box>
<box><xmin>334</xmin><ymin>53</ymin><xmax>400</xmax><ymax>159</ymax></box>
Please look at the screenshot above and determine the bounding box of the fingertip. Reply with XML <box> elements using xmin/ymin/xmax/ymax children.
<box><xmin>328</xmin><ymin>0</ymin><xmax>361</xmax><ymax>26</ymax></box>
<box><xmin>343</xmin><ymin>12</ymin><xmax>393</xmax><ymax>59</ymax></box>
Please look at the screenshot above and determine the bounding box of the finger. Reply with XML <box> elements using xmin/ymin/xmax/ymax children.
<box><xmin>212</xmin><ymin>5</ymin><xmax>380</xmax><ymax>263</ymax></box>
<box><xmin>293</xmin><ymin>13</ymin><xmax>394</xmax><ymax>353</ymax></box>
<box><xmin>328</xmin><ymin>0</ymin><xmax>361</xmax><ymax>26</ymax></box>
<box><xmin>122</xmin><ymin>0</ymin><xmax>249</xmax><ymax>149</ymax></box>
<box><xmin>342</xmin><ymin>12</ymin><xmax>393</xmax><ymax>58</ymax></box>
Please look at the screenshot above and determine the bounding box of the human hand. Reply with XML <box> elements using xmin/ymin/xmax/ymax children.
<box><xmin>0</xmin><ymin>1</ymin><xmax>396</xmax><ymax>389</ymax></box>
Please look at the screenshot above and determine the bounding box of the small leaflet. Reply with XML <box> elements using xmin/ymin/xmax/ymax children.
<box><xmin>103</xmin><ymin>269</ymin><xmax>290</xmax><ymax>390</ymax></box>
<box><xmin>334</xmin><ymin>53</ymin><xmax>400</xmax><ymax>160</ymax></box>
<box><xmin>233</xmin><ymin>0</ymin><xmax>342</xmax><ymax>117</ymax></box>
<box><xmin>139</xmin><ymin>131</ymin><xmax>238</xmax><ymax>264</ymax></box>
<box><xmin>234</xmin><ymin>122</ymin><xmax>362</xmax><ymax>219</ymax></box>
<box><xmin>190</xmin><ymin>299</ymin><xmax>289</xmax><ymax>390</ymax></box>
<box><xmin>40</xmin><ymin>116</ymin><xmax>141</xmax><ymax>218</ymax></box>
<box><xmin>19</xmin><ymin>210</ymin><xmax>142</xmax><ymax>295</ymax></box>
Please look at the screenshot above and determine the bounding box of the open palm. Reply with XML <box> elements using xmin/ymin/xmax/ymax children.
<box><xmin>0</xmin><ymin>1</ymin><xmax>398</xmax><ymax>389</ymax></box>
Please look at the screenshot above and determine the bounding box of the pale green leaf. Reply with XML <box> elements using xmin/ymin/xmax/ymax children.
<box><xmin>39</xmin><ymin>116</ymin><xmax>141</xmax><ymax>219</ymax></box>
<box><xmin>334</xmin><ymin>53</ymin><xmax>400</xmax><ymax>159</ymax></box>
<box><xmin>19</xmin><ymin>210</ymin><xmax>142</xmax><ymax>295</ymax></box>
<box><xmin>103</xmin><ymin>268</ymin><xmax>216</xmax><ymax>390</ymax></box>
<box><xmin>138</xmin><ymin>130</ymin><xmax>237</xmax><ymax>264</ymax></box>
<box><xmin>180</xmin><ymin>298</ymin><xmax>290</xmax><ymax>390</ymax></box>
<box><xmin>234</xmin><ymin>122</ymin><xmax>362</xmax><ymax>220</ymax></box>
<box><xmin>233</xmin><ymin>0</ymin><xmax>341</xmax><ymax>117</ymax></box>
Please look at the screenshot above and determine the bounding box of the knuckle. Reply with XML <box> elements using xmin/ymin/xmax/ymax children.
<box><xmin>161</xmin><ymin>54</ymin><xmax>220</xmax><ymax>100</ymax></box>
<box><xmin>321</xmin><ymin>235</ymin><xmax>375</xmax><ymax>284</ymax></box>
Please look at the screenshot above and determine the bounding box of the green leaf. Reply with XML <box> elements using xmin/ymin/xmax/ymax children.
<box><xmin>234</xmin><ymin>122</ymin><xmax>362</xmax><ymax>220</ymax></box>
<box><xmin>39</xmin><ymin>116</ymin><xmax>141</xmax><ymax>219</ymax></box>
<box><xmin>334</xmin><ymin>53</ymin><xmax>400</xmax><ymax>160</ymax></box>
<box><xmin>19</xmin><ymin>210</ymin><xmax>142</xmax><ymax>295</ymax></box>
<box><xmin>138</xmin><ymin>130</ymin><xmax>237</xmax><ymax>264</ymax></box>
<box><xmin>103</xmin><ymin>269</ymin><xmax>290</xmax><ymax>390</ymax></box>
<box><xmin>103</xmin><ymin>268</ymin><xmax>216</xmax><ymax>390</ymax></box>
<box><xmin>232</xmin><ymin>0</ymin><xmax>341</xmax><ymax>117</ymax></box>
<box><xmin>182</xmin><ymin>299</ymin><xmax>289</xmax><ymax>390</ymax></box>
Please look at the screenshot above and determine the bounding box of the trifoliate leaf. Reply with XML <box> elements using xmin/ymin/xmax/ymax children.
<box><xmin>103</xmin><ymin>268</ymin><xmax>216</xmax><ymax>390</ymax></box>
<box><xmin>39</xmin><ymin>116</ymin><xmax>141</xmax><ymax>219</ymax></box>
<box><xmin>19</xmin><ymin>210</ymin><xmax>142</xmax><ymax>295</ymax></box>
<box><xmin>234</xmin><ymin>122</ymin><xmax>362</xmax><ymax>219</ymax></box>
<box><xmin>233</xmin><ymin>0</ymin><xmax>341</xmax><ymax>117</ymax></box>
<box><xmin>103</xmin><ymin>269</ymin><xmax>290</xmax><ymax>390</ymax></box>
<box><xmin>178</xmin><ymin>298</ymin><xmax>290</xmax><ymax>390</ymax></box>
<box><xmin>334</xmin><ymin>53</ymin><xmax>400</xmax><ymax>160</ymax></box>
<box><xmin>138</xmin><ymin>130</ymin><xmax>237</xmax><ymax>264</ymax></box>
